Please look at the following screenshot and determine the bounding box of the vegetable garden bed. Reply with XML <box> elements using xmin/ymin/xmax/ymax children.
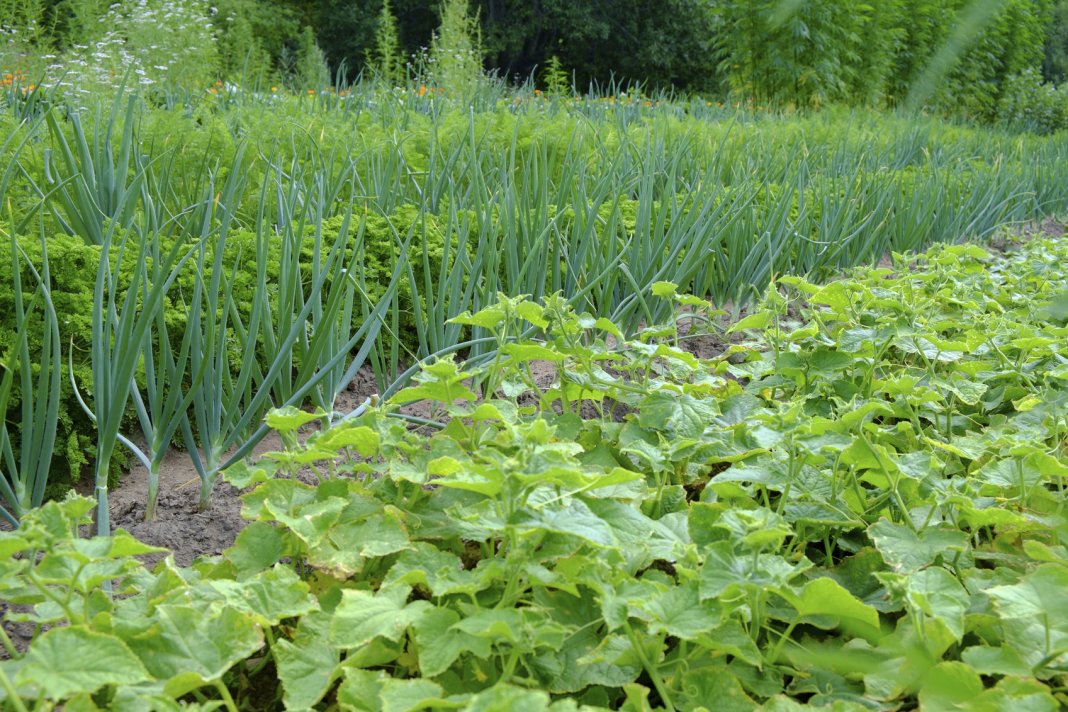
<box><xmin>4</xmin><ymin>230</ymin><xmax>1068</xmax><ymax>710</ymax></box>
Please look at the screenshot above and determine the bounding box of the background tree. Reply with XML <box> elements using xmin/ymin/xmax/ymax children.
<box><xmin>312</xmin><ymin>0</ymin><xmax>438</xmax><ymax>82</ymax></box>
<box><xmin>477</xmin><ymin>0</ymin><xmax>719</xmax><ymax>92</ymax></box>
<box><xmin>936</xmin><ymin>0</ymin><xmax>1054</xmax><ymax>121</ymax></box>
<box><xmin>4</xmin><ymin>0</ymin><xmax>1063</xmax><ymax>122</ymax></box>
<box><xmin>1043</xmin><ymin>0</ymin><xmax>1068</xmax><ymax>84</ymax></box>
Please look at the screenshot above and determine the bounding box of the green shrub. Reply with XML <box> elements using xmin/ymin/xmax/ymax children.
<box><xmin>211</xmin><ymin>0</ymin><xmax>280</xmax><ymax>84</ymax></box>
<box><xmin>997</xmin><ymin>68</ymin><xmax>1068</xmax><ymax>133</ymax></box>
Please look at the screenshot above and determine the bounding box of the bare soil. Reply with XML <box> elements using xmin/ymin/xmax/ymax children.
<box><xmin>102</xmin><ymin>366</ymin><xmax>383</xmax><ymax>567</ymax></box>
<box><xmin>99</xmin><ymin>359</ymin><xmax>566</xmax><ymax>567</ymax></box>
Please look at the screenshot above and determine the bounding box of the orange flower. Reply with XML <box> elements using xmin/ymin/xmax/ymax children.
<box><xmin>418</xmin><ymin>84</ymin><xmax>427</xmax><ymax>97</ymax></box>
<box><xmin>307</xmin><ymin>89</ymin><xmax>315</xmax><ymax>95</ymax></box>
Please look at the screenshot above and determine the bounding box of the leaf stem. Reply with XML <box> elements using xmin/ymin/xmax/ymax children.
<box><xmin>25</xmin><ymin>569</ymin><xmax>80</xmax><ymax>625</ymax></box>
<box><xmin>0</xmin><ymin>622</ymin><xmax>19</xmax><ymax>659</ymax></box>
<box><xmin>624</xmin><ymin>622</ymin><xmax>675</xmax><ymax>712</ymax></box>
<box><xmin>767</xmin><ymin>618</ymin><xmax>800</xmax><ymax>665</ymax></box>
<box><xmin>0</xmin><ymin>664</ymin><xmax>29</xmax><ymax>712</ymax></box>
<box><xmin>213</xmin><ymin>678</ymin><xmax>240</xmax><ymax>712</ymax></box>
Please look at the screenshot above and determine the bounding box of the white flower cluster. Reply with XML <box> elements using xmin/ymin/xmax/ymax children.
<box><xmin>30</xmin><ymin>0</ymin><xmax>219</xmax><ymax>104</ymax></box>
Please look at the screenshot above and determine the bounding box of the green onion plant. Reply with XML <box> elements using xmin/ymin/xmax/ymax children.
<box><xmin>0</xmin><ymin>232</ymin><xmax>60</xmax><ymax>526</ymax></box>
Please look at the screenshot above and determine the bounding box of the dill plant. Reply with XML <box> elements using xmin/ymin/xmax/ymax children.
<box><xmin>212</xmin><ymin>0</ymin><xmax>275</xmax><ymax>86</ymax></box>
<box><xmin>371</xmin><ymin>0</ymin><xmax>405</xmax><ymax>86</ymax></box>
<box><xmin>41</xmin><ymin>0</ymin><xmax>219</xmax><ymax>100</ymax></box>
<box><xmin>0</xmin><ymin>0</ymin><xmax>49</xmax><ymax>81</ymax></box>
<box><xmin>293</xmin><ymin>25</ymin><xmax>330</xmax><ymax>91</ymax></box>
<box><xmin>540</xmin><ymin>55</ymin><xmax>569</xmax><ymax>96</ymax></box>
<box><xmin>428</xmin><ymin>0</ymin><xmax>483</xmax><ymax>96</ymax></box>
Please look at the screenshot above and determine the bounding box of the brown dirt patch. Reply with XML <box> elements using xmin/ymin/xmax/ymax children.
<box><xmin>102</xmin><ymin>367</ymin><xmax>389</xmax><ymax>568</ymax></box>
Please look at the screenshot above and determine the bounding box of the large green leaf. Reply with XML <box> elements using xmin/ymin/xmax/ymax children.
<box><xmin>308</xmin><ymin>511</ymin><xmax>413</xmax><ymax>576</ymax></box>
<box><xmin>377</xmin><ymin>678</ymin><xmax>454</xmax><ymax>712</ymax></box>
<box><xmin>16</xmin><ymin>627</ymin><xmax>149</xmax><ymax>700</ymax></box>
<box><xmin>905</xmin><ymin>567</ymin><xmax>969</xmax><ymax>643</ymax></box>
<box><xmin>693</xmin><ymin>620</ymin><xmax>763</xmax><ymax>668</ymax></box>
<box><xmin>987</xmin><ymin>565</ymin><xmax>1068</xmax><ymax>671</ymax></box>
<box><xmin>678</xmin><ymin>666</ymin><xmax>757</xmax><ymax>711</ymax></box>
<box><xmin>964</xmin><ymin>676</ymin><xmax>1059</xmax><ymax>711</ymax></box>
<box><xmin>987</xmin><ymin>565</ymin><xmax>1068</xmax><ymax>620</ymax></box>
<box><xmin>960</xmin><ymin>645</ymin><xmax>1031</xmax><ymax>677</ymax></box>
<box><xmin>538</xmin><ymin>630</ymin><xmax>642</xmax><ymax>694</ymax></box>
<box><xmin>335</xmin><ymin>668</ymin><xmax>386</xmax><ymax>711</ymax></box>
<box><xmin>274</xmin><ymin>611</ymin><xmax>341</xmax><ymax>710</ymax></box>
<box><xmin>637</xmin><ymin>390</ymin><xmax>717</xmax><ymax>438</ymax></box>
<box><xmin>464</xmin><ymin>683</ymin><xmax>555</xmax><ymax>712</ymax></box>
<box><xmin>411</xmin><ymin>606</ymin><xmax>492</xmax><ymax>676</ymax></box>
<box><xmin>264</xmin><ymin>496</ymin><xmax>348</xmax><ymax>547</ymax></box>
<box><xmin>120</xmin><ymin>605</ymin><xmax>263</xmax><ymax>684</ymax></box>
<box><xmin>700</xmin><ymin>542</ymin><xmax>802</xmax><ymax>599</ymax></box>
<box><xmin>782</xmin><ymin>577</ymin><xmax>881</xmax><ymax>639</ymax></box>
<box><xmin>385</xmin><ymin>543</ymin><xmax>482</xmax><ymax>597</ymax></box>
<box><xmin>807</xmin><ymin>347</ymin><xmax>854</xmax><ymax>375</ymax></box>
<box><xmin>868</xmin><ymin>520</ymin><xmax>969</xmax><ymax>574</ymax></box>
<box><xmin>511</xmin><ymin>498</ymin><xmax>617</xmax><ymax>548</ymax></box>
<box><xmin>631</xmin><ymin>580</ymin><xmax>722</xmax><ymax>639</ymax></box>
<box><xmin>225</xmin><ymin>521</ymin><xmax>292</xmax><ymax>576</ymax></box>
<box><xmin>586</xmin><ymin>498</ymin><xmax>685</xmax><ymax>566</ymax></box>
<box><xmin>330</xmin><ymin>586</ymin><xmax>431</xmax><ymax>649</ymax></box>
<box><xmin>199</xmin><ymin>564</ymin><xmax>318</xmax><ymax>625</ymax></box>
<box><xmin>315</xmin><ymin>423</ymin><xmax>381</xmax><ymax>456</ymax></box>
<box><xmin>917</xmin><ymin>662</ymin><xmax>983</xmax><ymax>712</ymax></box>
<box><xmin>265</xmin><ymin>405</ymin><xmax>326</xmax><ymax>432</ymax></box>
